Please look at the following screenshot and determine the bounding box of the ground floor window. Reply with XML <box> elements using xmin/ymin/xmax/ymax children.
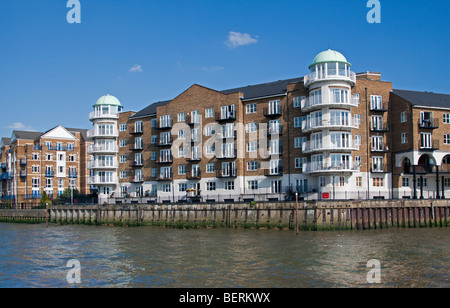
<box><xmin>402</xmin><ymin>177</ymin><xmax>410</xmax><ymax>187</ymax></box>
<box><xmin>373</xmin><ymin>177</ymin><xmax>384</xmax><ymax>187</ymax></box>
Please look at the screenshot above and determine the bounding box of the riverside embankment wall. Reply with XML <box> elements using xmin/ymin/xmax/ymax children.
<box><xmin>0</xmin><ymin>200</ymin><xmax>449</xmax><ymax>230</ymax></box>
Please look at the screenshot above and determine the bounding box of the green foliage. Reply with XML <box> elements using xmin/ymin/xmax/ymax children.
<box><xmin>39</xmin><ymin>191</ymin><xmax>52</xmax><ymax>207</ymax></box>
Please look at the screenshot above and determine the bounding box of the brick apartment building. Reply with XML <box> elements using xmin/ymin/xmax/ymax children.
<box><xmin>3</xmin><ymin>49</ymin><xmax>449</xmax><ymax>205</ymax></box>
<box><xmin>0</xmin><ymin>126</ymin><xmax>91</xmax><ymax>207</ymax></box>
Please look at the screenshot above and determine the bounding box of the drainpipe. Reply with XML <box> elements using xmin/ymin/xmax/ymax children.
<box><xmin>365</xmin><ymin>88</ymin><xmax>370</xmax><ymax>199</ymax></box>
<box><xmin>436</xmin><ymin>165</ymin><xmax>440</xmax><ymax>199</ymax></box>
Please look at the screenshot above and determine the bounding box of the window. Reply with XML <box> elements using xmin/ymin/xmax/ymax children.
<box><xmin>178</xmin><ymin>130</ymin><xmax>186</xmax><ymax>139</ymax></box>
<box><xmin>372</xmin><ymin>136</ymin><xmax>385</xmax><ymax>151</ymax></box>
<box><xmin>354</xmin><ymin>114</ymin><xmax>361</xmax><ymax>126</ymax></box>
<box><xmin>401</xmin><ymin>133</ymin><xmax>408</xmax><ymax>144</ymax></box>
<box><xmin>205</xmin><ymin>108</ymin><xmax>214</xmax><ymax>118</ymax></box>
<box><xmin>294</xmin><ymin>117</ymin><xmax>302</xmax><ymax>128</ymax></box>
<box><xmin>295</xmin><ymin>157</ymin><xmax>307</xmax><ymax>169</ymax></box>
<box><xmin>355</xmin><ymin>156</ymin><xmax>361</xmax><ymax>167</ymax></box>
<box><xmin>294</xmin><ymin>137</ymin><xmax>305</xmax><ymax>149</ymax></box>
<box><xmin>268</xmin><ymin>100</ymin><xmax>281</xmax><ymax>115</ymax></box>
<box><xmin>309</xmin><ymin>90</ymin><xmax>322</xmax><ymax>106</ymax></box>
<box><xmin>151</xmin><ymin>152</ymin><xmax>157</xmax><ymax>161</ymax></box>
<box><xmin>372</xmin><ymin>157</ymin><xmax>384</xmax><ymax>172</ymax></box>
<box><xmin>58</xmin><ymin>179</ymin><xmax>64</xmax><ymax>190</ymax></box>
<box><xmin>162</xmin><ymin>184</ymin><xmax>171</xmax><ymax>193</ymax></box>
<box><xmin>444</xmin><ymin>114</ymin><xmax>450</xmax><ymax>124</ymax></box>
<box><xmin>120</xmin><ymin>171</ymin><xmax>127</xmax><ymax>179</ymax></box>
<box><xmin>356</xmin><ymin>177</ymin><xmax>362</xmax><ymax>187</ymax></box>
<box><xmin>206</xmin><ymin>182</ymin><xmax>216</xmax><ymax>191</ymax></box>
<box><xmin>179</xmin><ymin>183</ymin><xmax>187</xmax><ymax>192</ymax></box>
<box><xmin>178</xmin><ymin>165</ymin><xmax>186</xmax><ymax>175</ymax></box>
<box><xmin>119</xmin><ymin>139</ymin><xmax>127</xmax><ymax>147</ymax></box>
<box><xmin>224</xmin><ymin>181</ymin><xmax>234</xmax><ymax>191</ymax></box>
<box><xmin>444</xmin><ymin>134</ymin><xmax>450</xmax><ymax>145</ymax></box>
<box><xmin>120</xmin><ymin>155</ymin><xmax>127</xmax><ymax>163</ymax></box>
<box><xmin>160</xmin><ymin>115</ymin><xmax>172</xmax><ymax>128</ymax></box>
<box><xmin>178</xmin><ymin>147</ymin><xmax>186</xmax><ymax>157</ymax></box>
<box><xmin>68</xmin><ymin>155</ymin><xmax>76</xmax><ymax>162</ymax></box>
<box><xmin>355</xmin><ymin>135</ymin><xmax>361</xmax><ymax>146</ymax></box>
<box><xmin>178</xmin><ymin>112</ymin><xmax>186</xmax><ymax>122</ymax></box>
<box><xmin>32</xmin><ymin>153</ymin><xmax>39</xmax><ymax>161</ymax></box>
<box><xmin>206</xmin><ymin>163</ymin><xmax>215</xmax><ymax>173</ymax></box>
<box><xmin>151</xmin><ymin>119</ymin><xmax>157</xmax><ymax>127</ymax></box>
<box><xmin>420</xmin><ymin>133</ymin><xmax>432</xmax><ymax>149</ymax></box>
<box><xmin>444</xmin><ymin>178</ymin><xmax>450</xmax><ymax>187</ymax></box>
<box><xmin>293</xmin><ymin>96</ymin><xmax>305</xmax><ymax>108</ymax></box>
<box><xmin>151</xmin><ymin>135</ymin><xmax>157</xmax><ymax>144</ymax></box>
<box><xmin>134</xmin><ymin>137</ymin><xmax>143</xmax><ymax>149</ymax></box>
<box><xmin>134</xmin><ymin>121</ymin><xmax>143</xmax><ymax>133</ymax></box>
<box><xmin>246</xmin><ymin>103</ymin><xmax>257</xmax><ymax>114</ymax></box>
<box><xmin>205</xmin><ymin>144</ymin><xmax>215</xmax><ymax>155</ymax></box>
<box><xmin>152</xmin><ymin>168</ymin><xmax>158</xmax><ymax>178</ymax></box>
<box><xmin>247</xmin><ymin>161</ymin><xmax>258</xmax><ymax>171</ymax></box>
<box><xmin>402</xmin><ymin>177</ymin><xmax>410</xmax><ymax>187</ymax></box>
<box><xmin>332</xmin><ymin>176</ymin><xmax>346</xmax><ymax>187</ymax></box>
<box><xmin>319</xmin><ymin>177</ymin><xmax>326</xmax><ymax>188</ymax></box>
<box><xmin>32</xmin><ymin>178</ymin><xmax>39</xmax><ymax>189</ymax></box>
<box><xmin>32</xmin><ymin>165</ymin><xmax>39</xmax><ymax>173</ymax></box>
<box><xmin>247</xmin><ymin>141</ymin><xmax>257</xmax><ymax>152</ymax></box>
<box><xmin>46</xmin><ymin>154</ymin><xmax>53</xmax><ymax>161</ymax></box>
<box><xmin>246</xmin><ymin>122</ymin><xmax>257</xmax><ymax>133</ymax></box>
<box><xmin>247</xmin><ymin>180</ymin><xmax>258</xmax><ymax>190</ymax></box>
<box><xmin>400</xmin><ymin>111</ymin><xmax>407</xmax><ymax>123</ymax></box>
<box><xmin>373</xmin><ymin>177</ymin><xmax>384</xmax><ymax>187</ymax></box>
<box><xmin>330</xmin><ymin>88</ymin><xmax>349</xmax><ymax>104</ymax></box>
<box><xmin>205</xmin><ymin>126</ymin><xmax>215</xmax><ymax>136</ymax></box>
<box><xmin>119</xmin><ymin>123</ymin><xmax>127</xmax><ymax>132</ymax></box>
<box><xmin>370</xmin><ymin>95</ymin><xmax>383</xmax><ymax>110</ymax></box>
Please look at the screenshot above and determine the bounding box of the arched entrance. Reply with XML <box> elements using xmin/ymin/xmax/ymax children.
<box><xmin>417</xmin><ymin>154</ymin><xmax>435</xmax><ymax>174</ymax></box>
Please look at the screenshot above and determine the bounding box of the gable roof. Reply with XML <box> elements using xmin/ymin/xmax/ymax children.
<box><xmin>392</xmin><ymin>89</ymin><xmax>450</xmax><ymax>109</ymax></box>
<box><xmin>1</xmin><ymin>138</ymin><xmax>11</xmax><ymax>147</ymax></box>
<box><xmin>129</xmin><ymin>100</ymin><xmax>172</xmax><ymax>119</ymax></box>
<box><xmin>40</xmin><ymin>125</ymin><xmax>78</xmax><ymax>140</ymax></box>
<box><xmin>130</xmin><ymin>77</ymin><xmax>304</xmax><ymax>118</ymax></box>
<box><xmin>11</xmin><ymin>130</ymin><xmax>43</xmax><ymax>141</ymax></box>
<box><xmin>221</xmin><ymin>77</ymin><xmax>304</xmax><ymax>100</ymax></box>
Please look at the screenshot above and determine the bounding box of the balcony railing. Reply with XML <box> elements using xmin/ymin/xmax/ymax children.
<box><xmin>419</xmin><ymin>118</ymin><xmax>439</xmax><ymax>129</ymax></box>
<box><xmin>45</xmin><ymin>171</ymin><xmax>54</xmax><ymax>177</ymax></box>
<box><xmin>19</xmin><ymin>159</ymin><xmax>27</xmax><ymax>165</ymax></box>
<box><xmin>216</xmin><ymin>149</ymin><xmax>237</xmax><ymax>159</ymax></box>
<box><xmin>157</xmin><ymin>172</ymin><xmax>173</xmax><ymax>181</ymax></box>
<box><xmin>20</xmin><ymin>171</ymin><xmax>27</xmax><ymax>177</ymax></box>
<box><xmin>156</xmin><ymin>156</ymin><xmax>173</xmax><ymax>164</ymax></box>
<box><xmin>419</xmin><ymin>140</ymin><xmax>440</xmax><ymax>150</ymax></box>
<box><xmin>304</xmin><ymin>71</ymin><xmax>356</xmax><ymax>86</ymax></box>
<box><xmin>216</xmin><ymin>168</ymin><xmax>237</xmax><ymax>178</ymax></box>
<box><xmin>1</xmin><ymin>163</ymin><xmax>6</xmax><ymax>169</ymax></box>
<box><xmin>46</xmin><ymin>145</ymin><xmax>74</xmax><ymax>151</ymax></box>
<box><xmin>87</xmin><ymin>129</ymin><xmax>119</xmax><ymax>138</ymax></box>
<box><xmin>303</xmin><ymin>140</ymin><xmax>359</xmax><ymax>153</ymax></box>
<box><xmin>370</xmin><ymin>103</ymin><xmax>389</xmax><ymax>112</ymax></box>
<box><xmin>263</xmin><ymin>107</ymin><xmax>282</xmax><ymax>117</ymax></box>
<box><xmin>303</xmin><ymin>163</ymin><xmax>360</xmax><ymax>174</ymax></box>
<box><xmin>267</xmin><ymin>126</ymin><xmax>283</xmax><ymax>136</ymax></box>
<box><xmin>186</xmin><ymin>170</ymin><xmax>202</xmax><ymax>180</ymax></box>
<box><xmin>264</xmin><ymin>166</ymin><xmax>283</xmax><ymax>176</ymax></box>
<box><xmin>87</xmin><ymin>144</ymin><xmax>118</xmax><ymax>154</ymax></box>
<box><xmin>69</xmin><ymin>171</ymin><xmax>78</xmax><ymax>178</ymax></box>
<box><xmin>302</xmin><ymin>98</ymin><xmax>359</xmax><ymax>111</ymax></box>
<box><xmin>88</xmin><ymin>176</ymin><xmax>118</xmax><ymax>185</ymax></box>
<box><xmin>87</xmin><ymin>161</ymin><xmax>118</xmax><ymax>169</ymax></box>
<box><xmin>215</xmin><ymin>111</ymin><xmax>236</xmax><ymax>122</ymax></box>
<box><xmin>89</xmin><ymin>111</ymin><xmax>119</xmax><ymax>120</ymax></box>
<box><xmin>370</xmin><ymin>123</ymin><xmax>390</xmax><ymax>132</ymax></box>
<box><xmin>302</xmin><ymin>118</ymin><xmax>359</xmax><ymax>132</ymax></box>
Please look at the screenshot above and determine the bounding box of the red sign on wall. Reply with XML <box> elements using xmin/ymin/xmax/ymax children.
<box><xmin>322</xmin><ymin>193</ymin><xmax>330</xmax><ymax>199</ymax></box>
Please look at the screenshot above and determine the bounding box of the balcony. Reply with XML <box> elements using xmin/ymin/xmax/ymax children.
<box><xmin>46</xmin><ymin>145</ymin><xmax>74</xmax><ymax>151</ymax></box>
<box><xmin>187</xmin><ymin>115</ymin><xmax>201</xmax><ymax>126</ymax></box>
<box><xmin>155</xmin><ymin>121</ymin><xmax>172</xmax><ymax>130</ymax></box>
<box><xmin>45</xmin><ymin>171</ymin><xmax>54</xmax><ymax>177</ymax></box>
<box><xmin>302</xmin><ymin>98</ymin><xmax>359</xmax><ymax>112</ymax></box>
<box><xmin>304</xmin><ymin>71</ymin><xmax>356</xmax><ymax>87</ymax></box>
<box><xmin>419</xmin><ymin>140</ymin><xmax>440</xmax><ymax>151</ymax></box>
<box><xmin>303</xmin><ymin>163</ymin><xmax>360</xmax><ymax>175</ymax></box>
<box><xmin>89</xmin><ymin>111</ymin><xmax>119</xmax><ymax>120</ymax></box>
<box><xmin>218</xmin><ymin>131</ymin><xmax>237</xmax><ymax>139</ymax></box>
<box><xmin>371</xmin><ymin>167</ymin><xmax>386</xmax><ymax>173</ymax></box>
<box><xmin>267</xmin><ymin>126</ymin><xmax>283</xmax><ymax>136</ymax></box>
<box><xmin>20</xmin><ymin>171</ymin><xmax>27</xmax><ymax>177</ymax></box>
<box><xmin>157</xmin><ymin>172</ymin><xmax>173</xmax><ymax>181</ymax></box>
<box><xmin>130</xmin><ymin>129</ymin><xmax>143</xmax><ymax>135</ymax></box>
<box><xmin>0</xmin><ymin>173</ymin><xmax>13</xmax><ymax>180</ymax></box>
<box><xmin>216</xmin><ymin>168</ymin><xmax>237</xmax><ymax>178</ymax></box>
<box><xmin>264</xmin><ymin>166</ymin><xmax>283</xmax><ymax>176</ymax></box>
<box><xmin>186</xmin><ymin>170</ymin><xmax>202</xmax><ymax>180</ymax></box>
<box><xmin>215</xmin><ymin>111</ymin><xmax>236</xmax><ymax>122</ymax></box>
<box><xmin>370</xmin><ymin>123</ymin><xmax>390</xmax><ymax>132</ymax></box>
<box><xmin>370</xmin><ymin>103</ymin><xmax>389</xmax><ymax>112</ymax></box>
<box><xmin>303</xmin><ymin>140</ymin><xmax>359</xmax><ymax>154</ymax></box>
<box><xmin>371</xmin><ymin>145</ymin><xmax>390</xmax><ymax>153</ymax></box>
<box><xmin>216</xmin><ymin>149</ymin><xmax>237</xmax><ymax>159</ymax></box>
<box><xmin>87</xmin><ymin>161</ymin><xmax>118</xmax><ymax>169</ymax></box>
<box><xmin>131</xmin><ymin>144</ymin><xmax>144</xmax><ymax>151</ymax></box>
<box><xmin>87</xmin><ymin>144</ymin><xmax>118</xmax><ymax>154</ymax></box>
<box><xmin>87</xmin><ymin>129</ymin><xmax>119</xmax><ymax>138</ymax></box>
<box><xmin>19</xmin><ymin>159</ymin><xmax>27</xmax><ymax>165</ymax></box>
<box><xmin>88</xmin><ymin>176</ymin><xmax>118</xmax><ymax>185</ymax></box>
<box><xmin>1</xmin><ymin>163</ymin><xmax>6</xmax><ymax>169</ymax></box>
<box><xmin>263</xmin><ymin>107</ymin><xmax>282</xmax><ymax>117</ymax></box>
<box><xmin>302</xmin><ymin>118</ymin><xmax>359</xmax><ymax>132</ymax></box>
<box><xmin>69</xmin><ymin>171</ymin><xmax>78</xmax><ymax>178</ymax></box>
<box><xmin>419</xmin><ymin>118</ymin><xmax>439</xmax><ymax>129</ymax></box>
<box><xmin>131</xmin><ymin>177</ymin><xmax>144</xmax><ymax>183</ymax></box>
<box><xmin>186</xmin><ymin>156</ymin><xmax>201</xmax><ymax>162</ymax></box>
<box><xmin>157</xmin><ymin>138</ymin><xmax>173</xmax><ymax>147</ymax></box>
<box><xmin>156</xmin><ymin>157</ymin><xmax>173</xmax><ymax>164</ymax></box>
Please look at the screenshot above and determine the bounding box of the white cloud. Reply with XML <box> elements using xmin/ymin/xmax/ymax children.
<box><xmin>225</xmin><ymin>31</ymin><xmax>258</xmax><ymax>48</ymax></box>
<box><xmin>6</xmin><ymin>122</ymin><xmax>35</xmax><ymax>131</ymax></box>
<box><xmin>129</xmin><ymin>64</ymin><xmax>143</xmax><ymax>73</ymax></box>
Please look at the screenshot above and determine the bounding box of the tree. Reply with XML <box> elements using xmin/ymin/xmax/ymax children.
<box><xmin>40</xmin><ymin>191</ymin><xmax>52</xmax><ymax>207</ymax></box>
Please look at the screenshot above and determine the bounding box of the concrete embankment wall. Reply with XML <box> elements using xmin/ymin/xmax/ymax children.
<box><xmin>0</xmin><ymin>200</ymin><xmax>449</xmax><ymax>230</ymax></box>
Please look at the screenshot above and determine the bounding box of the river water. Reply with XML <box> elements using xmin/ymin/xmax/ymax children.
<box><xmin>0</xmin><ymin>223</ymin><xmax>448</xmax><ymax>288</ymax></box>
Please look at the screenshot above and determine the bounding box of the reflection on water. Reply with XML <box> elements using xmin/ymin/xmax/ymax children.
<box><xmin>0</xmin><ymin>223</ymin><xmax>448</xmax><ymax>288</ymax></box>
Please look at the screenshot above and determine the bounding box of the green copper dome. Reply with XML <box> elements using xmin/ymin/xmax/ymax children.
<box><xmin>309</xmin><ymin>49</ymin><xmax>351</xmax><ymax>68</ymax></box>
<box><xmin>94</xmin><ymin>94</ymin><xmax>122</xmax><ymax>107</ymax></box>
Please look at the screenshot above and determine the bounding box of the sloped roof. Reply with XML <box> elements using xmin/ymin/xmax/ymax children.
<box><xmin>221</xmin><ymin>77</ymin><xmax>303</xmax><ymax>100</ymax></box>
<box><xmin>392</xmin><ymin>89</ymin><xmax>450</xmax><ymax>109</ymax></box>
<box><xmin>11</xmin><ymin>130</ymin><xmax>43</xmax><ymax>140</ymax></box>
<box><xmin>129</xmin><ymin>100</ymin><xmax>172</xmax><ymax>119</ymax></box>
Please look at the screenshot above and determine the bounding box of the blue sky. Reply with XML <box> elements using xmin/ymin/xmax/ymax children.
<box><xmin>0</xmin><ymin>0</ymin><xmax>450</xmax><ymax>138</ymax></box>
